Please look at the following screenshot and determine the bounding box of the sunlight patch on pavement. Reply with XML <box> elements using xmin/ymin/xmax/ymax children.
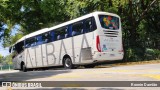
<box><xmin>105</xmin><ymin>70</ymin><xmax>134</xmax><ymax>72</ymax></box>
<box><xmin>49</xmin><ymin>74</ymin><xmax>81</xmax><ymax>79</ymax></box>
<box><xmin>104</xmin><ymin>69</ymin><xmax>160</xmax><ymax>73</ymax></box>
<box><xmin>48</xmin><ymin>72</ymin><xmax>113</xmax><ymax>79</ymax></box>
<box><xmin>141</xmin><ymin>74</ymin><xmax>160</xmax><ymax>80</ymax></box>
<box><xmin>92</xmin><ymin>75</ymin><xmax>112</xmax><ymax>78</ymax></box>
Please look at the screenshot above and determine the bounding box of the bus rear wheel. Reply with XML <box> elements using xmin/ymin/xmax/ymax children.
<box><xmin>63</xmin><ymin>57</ymin><xmax>73</xmax><ymax>69</ymax></box>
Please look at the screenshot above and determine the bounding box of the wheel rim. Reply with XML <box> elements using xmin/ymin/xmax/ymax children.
<box><xmin>65</xmin><ymin>58</ymin><xmax>71</xmax><ymax>68</ymax></box>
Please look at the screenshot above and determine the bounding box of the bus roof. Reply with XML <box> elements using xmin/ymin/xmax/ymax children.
<box><xmin>13</xmin><ymin>11</ymin><xmax>119</xmax><ymax>45</ymax></box>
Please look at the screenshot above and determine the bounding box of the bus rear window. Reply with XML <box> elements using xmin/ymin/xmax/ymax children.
<box><xmin>99</xmin><ymin>15</ymin><xmax>119</xmax><ymax>30</ymax></box>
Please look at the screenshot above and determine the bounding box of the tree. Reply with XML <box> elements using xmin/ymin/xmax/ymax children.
<box><xmin>0</xmin><ymin>54</ymin><xmax>3</xmax><ymax>63</ymax></box>
<box><xmin>0</xmin><ymin>0</ymin><xmax>69</xmax><ymax>47</ymax></box>
<box><xmin>0</xmin><ymin>0</ymin><xmax>159</xmax><ymax>61</ymax></box>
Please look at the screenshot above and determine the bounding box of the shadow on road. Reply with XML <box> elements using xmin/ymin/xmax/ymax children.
<box><xmin>0</xmin><ymin>69</ymin><xmax>71</xmax><ymax>82</ymax></box>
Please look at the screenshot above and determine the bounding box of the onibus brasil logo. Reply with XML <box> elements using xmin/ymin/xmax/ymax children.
<box><xmin>2</xmin><ymin>82</ymin><xmax>42</xmax><ymax>89</ymax></box>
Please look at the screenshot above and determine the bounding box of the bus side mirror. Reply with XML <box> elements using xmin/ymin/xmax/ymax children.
<box><xmin>9</xmin><ymin>47</ymin><xmax>12</xmax><ymax>53</ymax></box>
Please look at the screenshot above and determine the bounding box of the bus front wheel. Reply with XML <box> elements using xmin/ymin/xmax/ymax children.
<box><xmin>21</xmin><ymin>64</ymin><xmax>27</xmax><ymax>72</ymax></box>
<box><xmin>63</xmin><ymin>57</ymin><xmax>73</xmax><ymax>69</ymax></box>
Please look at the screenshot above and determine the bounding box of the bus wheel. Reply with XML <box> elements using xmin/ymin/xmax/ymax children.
<box><xmin>63</xmin><ymin>57</ymin><xmax>73</xmax><ymax>69</ymax></box>
<box><xmin>22</xmin><ymin>64</ymin><xmax>27</xmax><ymax>72</ymax></box>
<box><xmin>84</xmin><ymin>64</ymin><xmax>95</xmax><ymax>68</ymax></box>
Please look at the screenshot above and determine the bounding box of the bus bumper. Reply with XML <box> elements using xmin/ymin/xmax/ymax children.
<box><xmin>93</xmin><ymin>52</ymin><xmax>124</xmax><ymax>61</ymax></box>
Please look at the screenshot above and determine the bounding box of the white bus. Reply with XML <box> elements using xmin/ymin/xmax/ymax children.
<box><xmin>9</xmin><ymin>11</ymin><xmax>124</xmax><ymax>72</ymax></box>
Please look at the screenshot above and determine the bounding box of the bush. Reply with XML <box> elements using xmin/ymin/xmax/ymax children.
<box><xmin>145</xmin><ymin>48</ymin><xmax>160</xmax><ymax>60</ymax></box>
<box><xmin>126</xmin><ymin>47</ymin><xmax>145</xmax><ymax>62</ymax></box>
<box><xmin>154</xmin><ymin>49</ymin><xmax>160</xmax><ymax>59</ymax></box>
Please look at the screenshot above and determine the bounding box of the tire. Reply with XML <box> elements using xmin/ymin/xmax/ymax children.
<box><xmin>22</xmin><ymin>64</ymin><xmax>27</xmax><ymax>72</ymax></box>
<box><xmin>84</xmin><ymin>64</ymin><xmax>95</xmax><ymax>68</ymax></box>
<box><xmin>63</xmin><ymin>57</ymin><xmax>73</xmax><ymax>69</ymax></box>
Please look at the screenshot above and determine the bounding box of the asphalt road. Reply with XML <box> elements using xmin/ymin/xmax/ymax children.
<box><xmin>0</xmin><ymin>63</ymin><xmax>160</xmax><ymax>90</ymax></box>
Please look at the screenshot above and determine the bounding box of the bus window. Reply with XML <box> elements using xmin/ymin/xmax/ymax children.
<box><xmin>64</xmin><ymin>27</ymin><xmax>69</xmax><ymax>38</ymax></box>
<box><xmin>91</xmin><ymin>17</ymin><xmax>97</xmax><ymax>31</ymax></box>
<box><xmin>42</xmin><ymin>32</ymin><xmax>50</xmax><ymax>43</ymax></box>
<box><xmin>54</xmin><ymin>26</ymin><xmax>68</xmax><ymax>41</ymax></box>
<box><xmin>54</xmin><ymin>30</ymin><xmax>61</xmax><ymax>41</ymax></box>
<box><xmin>72</xmin><ymin>21</ymin><xmax>83</xmax><ymax>36</ymax></box>
<box><xmin>36</xmin><ymin>35</ymin><xmax>43</xmax><ymax>45</ymax></box>
<box><xmin>99</xmin><ymin>15</ymin><xmax>119</xmax><ymax>30</ymax></box>
<box><xmin>15</xmin><ymin>41</ymin><xmax>24</xmax><ymax>54</ymax></box>
<box><xmin>30</xmin><ymin>37</ymin><xmax>36</xmax><ymax>46</ymax></box>
<box><xmin>85</xmin><ymin>18</ymin><xmax>92</xmax><ymax>33</ymax></box>
<box><xmin>59</xmin><ymin>27</ymin><xmax>67</xmax><ymax>39</ymax></box>
<box><xmin>12</xmin><ymin>46</ymin><xmax>17</xmax><ymax>58</ymax></box>
<box><xmin>50</xmin><ymin>31</ymin><xmax>55</xmax><ymax>41</ymax></box>
<box><xmin>25</xmin><ymin>39</ymin><xmax>31</xmax><ymax>48</ymax></box>
<box><xmin>25</xmin><ymin>37</ymin><xmax>36</xmax><ymax>47</ymax></box>
<box><xmin>85</xmin><ymin>17</ymin><xmax>97</xmax><ymax>32</ymax></box>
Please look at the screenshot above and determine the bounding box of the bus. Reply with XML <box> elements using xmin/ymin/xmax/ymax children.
<box><xmin>9</xmin><ymin>11</ymin><xmax>124</xmax><ymax>72</ymax></box>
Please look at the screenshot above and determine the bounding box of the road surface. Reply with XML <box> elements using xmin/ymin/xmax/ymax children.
<box><xmin>0</xmin><ymin>63</ymin><xmax>160</xmax><ymax>90</ymax></box>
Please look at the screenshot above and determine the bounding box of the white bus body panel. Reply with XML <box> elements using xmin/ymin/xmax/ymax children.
<box><xmin>23</xmin><ymin>32</ymin><xmax>94</xmax><ymax>68</ymax></box>
<box><xmin>12</xmin><ymin>52</ymin><xmax>25</xmax><ymax>69</ymax></box>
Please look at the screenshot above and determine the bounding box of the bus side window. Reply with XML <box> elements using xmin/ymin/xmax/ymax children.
<box><xmin>42</xmin><ymin>32</ymin><xmax>50</xmax><ymax>43</ymax></box>
<box><xmin>15</xmin><ymin>41</ymin><xmax>24</xmax><ymax>54</ymax></box>
<box><xmin>50</xmin><ymin>31</ymin><xmax>55</xmax><ymax>41</ymax></box>
<box><xmin>30</xmin><ymin>37</ymin><xmax>36</xmax><ymax>47</ymax></box>
<box><xmin>59</xmin><ymin>27</ymin><xmax>67</xmax><ymax>39</ymax></box>
<box><xmin>72</xmin><ymin>22</ymin><xmax>83</xmax><ymax>36</ymax></box>
<box><xmin>25</xmin><ymin>39</ymin><xmax>31</xmax><ymax>48</ymax></box>
<box><xmin>68</xmin><ymin>25</ymin><xmax>72</xmax><ymax>37</ymax></box>
<box><xmin>54</xmin><ymin>26</ymin><xmax>68</xmax><ymax>41</ymax></box>
<box><xmin>85</xmin><ymin>18</ymin><xmax>92</xmax><ymax>33</ymax></box>
<box><xmin>54</xmin><ymin>29</ymin><xmax>61</xmax><ymax>41</ymax></box>
<box><xmin>57</xmin><ymin>35</ymin><xmax>61</xmax><ymax>40</ymax></box>
<box><xmin>91</xmin><ymin>17</ymin><xmax>97</xmax><ymax>31</ymax></box>
<box><xmin>85</xmin><ymin>17</ymin><xmax>97</xmax><ymax>32</ymax></box>
<box><xmin>65</xmin><ymin>27</ymin><xmax>69</xmax><ymax>38</ymax></box>
<box><xmin>36</xmin><ymin>35</ymin><xmax>43</xmax><ymax>45</ymax></box>
<box><xmin>12</xmin><ymin>46</ymin><xmax>17</xmax><ymax>58</ymax></box>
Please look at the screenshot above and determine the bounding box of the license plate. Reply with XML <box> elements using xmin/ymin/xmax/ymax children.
<box><xmin>110</xmin><ymin>54</ymin><xmax>115</xmax><ymax>56</ymax></box>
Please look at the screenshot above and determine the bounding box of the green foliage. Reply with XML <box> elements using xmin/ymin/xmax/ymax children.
<box><xmin>154</xmin><ymin>49</ymin><xmax>160</xmax><ymax>59</ymax></box>
<box><xmin>0</xmin><ymin>54</ymin><xmax>3</xmax><ymax>63</ymax></box>
<box><xmin>121</xmin><ymin>0</ymin><xmax>160</xmax><ymax>61</ymax></box>
<box><xmin>0</xmin><ymin>54</ymin><xmax>12</xmax><ymax>65</ymax></box>
<box><xmin>3</xmin><ymin>33</ymin><xmax>23</xmax><ymax>47</ymax></box>
<box><xmin>145</xmin><ymin>49</ymin><xmax>160</xmax><ymax>60</ymax></box>
<box><xmin>4</xmin><ymin>54</ymin><xmax>12</xmax><ymax>65</ymax></box>
<box><xmin>126</xmin><ymin>47</ymin><xmax>145</xmax><ymax>62</ymax></box>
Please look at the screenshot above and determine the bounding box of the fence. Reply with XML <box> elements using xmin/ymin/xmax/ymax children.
<box><xmin>0</xmin><ymin>64</ymin><xmax>13</xmax><ymax>71</ymax></box>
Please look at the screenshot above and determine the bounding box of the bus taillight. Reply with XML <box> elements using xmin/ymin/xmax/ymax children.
<box><xmin>118</xmin><ymin>50</ymin><xmax>124</xmax><ymax>52</ymax></box>
<box><xmin>96</xmin><ymin>35</ymin><xmax>101</xmax><ymax>52</ymax></box>
<box><xmin>119</xmin><ymin>44</ymin><xmax>124</xmax><ymax>52</ymax></box>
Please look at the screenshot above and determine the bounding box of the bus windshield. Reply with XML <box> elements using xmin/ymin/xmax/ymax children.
<box><xmin>99</xmin><ymin>15</ymin><xmax>119</xmax><ymax>30</ymax></box>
